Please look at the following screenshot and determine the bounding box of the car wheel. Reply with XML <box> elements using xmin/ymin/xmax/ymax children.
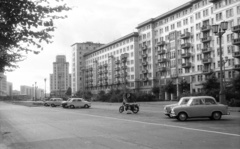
<box><xmin>119</xmin><ymin>106</ymin><xmax>124</xmax><ymax>113</ymax></box>
<box><xmin>51</xmin><ymin>104</ymin><xmax>55</xmax><ymax>107</ymax></box>
<box><xmin>44</xmin><ymin>103</ymin><xmax>48</xmax><ymax>106</ymax></box>
<box><xmin>177</xmin><ymin>112</ymin><xmax>188</xmax><ymax>121</ymax></box>
<box><xmin>211</xmin><ymin>112</ymin><xmax>222</xmax><ymax>120</ymax></box>
<box><xmin>84</xmin><ymin>104</ymin><xmax>89</xmax><ymax>108</ymax></box>
<box><xmin>69</xmin><ymin>105</ymin><xmax>75</xmax><ymax>109</ymax></box>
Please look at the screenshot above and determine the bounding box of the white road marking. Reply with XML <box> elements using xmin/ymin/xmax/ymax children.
<box><xmin>47</xmin><ymin>107</ymin><xmax>240</xmax><ymax>137</ymax></box>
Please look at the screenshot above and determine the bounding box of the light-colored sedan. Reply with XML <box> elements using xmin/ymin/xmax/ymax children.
<box><xmin>170</xmin><ymin>96</ymin><xmax>230</xmax><ymax>121</ymax></box>
<box><xmin>66</xmin><ymin>98</ymin><xmax>91</xmax><ymax>109</ymax></box>
<box><xmin>44</xmin><ymin>98</ymin><xmax>63</xmax><ymax>107</ymax></box>
<box><xmin>164</xmin><ymin>97</ymin><xmax>192</xmax><ymax>117</ymax></box>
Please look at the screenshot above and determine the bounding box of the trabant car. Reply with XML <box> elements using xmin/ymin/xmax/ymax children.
<box><xmin>170</xmin><ymin>96</ymin><xmax>230</xmax><ymax>121</ymax></box>
<box><xmin>164</xmin><ymin>97</ymin><xmax>191</xmax><ymax>117</ymax></box>
<box><xmin>65</xmin><ymin>98</ymin><xmax>91</xmax><ymax>109</ymax></box>
<box><xmin>44</xmin><ymin>98</ymin><xmax>63</xmax><ymax>107</ymax></box>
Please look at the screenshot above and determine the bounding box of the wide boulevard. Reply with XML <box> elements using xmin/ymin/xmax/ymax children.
<box><xmin>0</xmin><ymin>101</ymin><xmax>239</xmax><ymax>149</ymax></box>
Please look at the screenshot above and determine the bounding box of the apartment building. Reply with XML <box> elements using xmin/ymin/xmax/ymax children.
<box><xmin>73</xmin><ymin>0</ymin><xmax>239</xmax><ymax>99</ymax></box>
<box><xmin>71</xmin><ymin>42</ymin><xmax>104</xmax><ymax>94</ymax></box>
<box><xmin>83</xmin><ymin>32</ymin><xmax>140</xmax><ymax>94</ymax></box>
<box><xmin>136</xmin><ymin>0</ymin><xmax>240</xmax><ymax>99</ymax></box>
<box><xmin>7</xmin><ymin>82</ymin><xmax>12</xmax><ymax>96</ymax></box>
<box><xmin>50</xmin><ymin>55</ymin><xmax>71</xmax><ymax>97</ymax></box>
<box><xmin>0</xmin><ymin>73</ymin><xmax>7</xmax><ymax>96</ymax></box>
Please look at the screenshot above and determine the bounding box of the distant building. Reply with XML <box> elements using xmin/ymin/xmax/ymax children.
<box><xmin>0</xmin><ymin>73</ymin><xmax>7</xmax><ymax>96</ymax></box>
<box><xmin>71</xmin><ymin>42</ymin><xmax>104</xmax><ymax>94</ymax></box>
<box><xmin>12</xmin><ymin>90</ymin><xmax>20</xmax><ymax>96</ymax></box>
<box><xmin>7</xmin><ymin>82</ymin><xmax>13</xmax><ymax>96</ymax></box>
<box><xmin>50</xmin><ymin>55</ymin><xmax>71</xmax><ymax>97</ymax></box>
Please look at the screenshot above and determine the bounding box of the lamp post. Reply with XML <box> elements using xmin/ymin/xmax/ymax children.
<box><xmin>212</xmin><ymin>21</ymin><xmax>228</xmax><ymax>104</ymax></box>
<box><xmin>44</xmin><ymin>78</ymin><xmax>46</xmax><ymax>98</ymax></box>
<box><xmin>35</xmin><ymin>82</ymin><xmax>37</xmax><ymax>101</ymax></box>
<box><xmin>223</xmin><ymin>56</ymin><xmax>228</xmax><ymax>89</ymax></box>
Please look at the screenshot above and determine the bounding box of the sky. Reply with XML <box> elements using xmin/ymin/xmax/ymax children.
<box><xmin>5</xmin><ymin>0</ymin><xmax>190</xmax><ymax>93</ymax></box>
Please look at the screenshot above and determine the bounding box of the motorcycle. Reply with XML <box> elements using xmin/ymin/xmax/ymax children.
<box><xmin>119</xmin><ymin>103</ymin><xmax>139</xmax><ymax>114</ymax></box>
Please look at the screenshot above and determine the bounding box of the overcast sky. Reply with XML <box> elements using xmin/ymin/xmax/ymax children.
<box><xmin>6</xmin><ymin>0</ymin><xmax>190</xmax><ymax>93</ymax></box>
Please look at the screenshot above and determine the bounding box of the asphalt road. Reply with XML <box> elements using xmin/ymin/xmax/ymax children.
<box><xmin>0</xmin><ymin>101</ymin><xmax>240</xmax><ymax>149</ymax></box>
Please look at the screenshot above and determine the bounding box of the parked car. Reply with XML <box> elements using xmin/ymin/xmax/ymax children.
<box><xmin>170</xmin><ymin>96</ymin><xmax>230</xmax><ymax>121</ymax></box>
<box><xmin>164</xmin><ymin>97</ymin><xmax>192</xmax><ymax>117</ymax></box>
<box><xmin>64</xmin><ymin>98</ymin><xmax>91</xmax><ymax>109</ymax></box>
<box><xmin>44</xmin><ymin>98</ymin><xmax>63</xmax><ymax>107</ymax></box>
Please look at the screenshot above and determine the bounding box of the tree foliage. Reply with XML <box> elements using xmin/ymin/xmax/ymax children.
<box><xmin>164</xmin><ymin>80</ymin><xmax>175</xmax><ymax>93</ymax></box>
<box><xmin>179</xmin><ymin>79</ymin><xmax>190</xmax><ymax>94</ymax></box>
<box><xmin>65</xmin><ymin>87</ymin><xmax>71</xmax><ymax>96</ymax></box>
<box><xmin>0</xmin><ymin>0</ymin><xmax>71</xmax><ymax>72</ymax></box>
<box><xmin>202</xmin><ymin>74</ymin><xmax>220</xmax><ymax>101</ymax></box>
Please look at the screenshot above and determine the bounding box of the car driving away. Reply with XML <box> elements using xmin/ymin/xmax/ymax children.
<box><xmin>164</xmin><ymin>97</ymin><xmax>191</xmax><ymax>117</ymax></box>
<box><xmin>64</xmin><ymin>98</ymin><xmax>91</xmax><ymax>109</ymax></box>
<box><xmin>170</xmin><ymin>96</ymin><xmax>230</xmax><ymax>121</ymax></box>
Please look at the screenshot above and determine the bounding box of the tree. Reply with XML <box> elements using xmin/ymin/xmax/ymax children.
<box><xmin>151</xmin><ymin>86</ymin><xmax>160</xmax><ymax>100</ymax></box>
<box><xmin>0</xmin><ymin>0</ymin><xmax>71</xmax><ymax>72</ymax></box>
<box><xmin>65</xmin><ymin>87</ymin><xmax>72</xmax><ymax>96</ymax></box>
<box><xmin>179</xmin><ymin>79</ymin><xmax>190</xmax><ymax>94</ymax></box>
<box><xmin>164</xmin><ymin>80</ymin><xmax>175</xmax><ymax>94</ymax></box>
<box><xmin>202</xmin><ymin>74</ymin><xmax>220</xmax><ymax>101</ymax></box>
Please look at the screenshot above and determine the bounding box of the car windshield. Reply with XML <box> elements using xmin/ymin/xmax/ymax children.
<box><xmin>178</xmin><ymin>98</ymin><xmax>190</xmax><ymax>105</ymax></box>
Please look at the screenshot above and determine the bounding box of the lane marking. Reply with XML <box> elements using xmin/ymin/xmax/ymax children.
<box><xmin>46</xmin><ymin>107</ymin><xmax>240</xmax><ymax>137</ymax></box>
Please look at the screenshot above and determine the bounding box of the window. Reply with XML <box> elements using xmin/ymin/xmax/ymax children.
<box><xmin>216</xmin><ymin>12</ymin><xmax>222</xmax><ymax>21</ymax></box>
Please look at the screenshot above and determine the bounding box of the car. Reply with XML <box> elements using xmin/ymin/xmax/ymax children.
<box><xmin>62</xmin><ymin>98</ymin><xmax>71</xmax><ymax>108</ymax></box>
<box><xmin>170</xmin><ymin>96</ymin><xmax>230</xmax><ymax>121</ymax></box>
<box><xmin>164</xmin><ymin>97</ymin><xmax>191</xmax><ymax>117</ymax></box>
<box><xmin>65</xmin><ymin>98</ymin><xmax>91</xmax><ymax>109</ymax></box>
<box><xmin>44</xmin><ymin>98</ymin><xmax>63</xmax><ymax>107</ymax></box>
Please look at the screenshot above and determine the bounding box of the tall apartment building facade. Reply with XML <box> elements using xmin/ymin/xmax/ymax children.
<box><xmin>50</xmin><ymin>55</ymin><xmax>71</xmax><ymax>97</ymax></box>
<box><xmin>71</xmin><ymin>42</ymin><xmax>104</xmax><ymax>94</ymax></box>
<box><xmin>7</xmin><ymin>82</ymin><xmax>12</xmax><ymax>96</ymax></box>
<box><xmin>74</xmin><ymin>0</ymin><xmax>240</xmax><ymax>99</ymax></box>
<box><xmin>83</xmin><ymin>32</ymin><xmax>140</xmax><ymax>94</ymax></box>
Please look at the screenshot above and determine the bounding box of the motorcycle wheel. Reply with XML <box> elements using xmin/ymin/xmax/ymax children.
<box><xmin>132</xmin><ymin>105</ymin><xmax>139</xmax><ymax>114</ymax></box>
<box><xmin>119</xmin><ymin>106</ymin><xmax>124</xmax><ymax>113</ymax></box>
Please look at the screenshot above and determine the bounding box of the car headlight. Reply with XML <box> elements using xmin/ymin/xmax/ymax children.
<box><xmin>171</xmin><ymin>108</ymin><xmax>175</xmax><ymax>114</ymax></box>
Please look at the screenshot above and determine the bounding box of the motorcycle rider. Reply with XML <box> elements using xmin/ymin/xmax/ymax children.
<box><xmin>123</xmin><ymin>92</ymin><xmax>134</xmax><ymax>111</ymax></box>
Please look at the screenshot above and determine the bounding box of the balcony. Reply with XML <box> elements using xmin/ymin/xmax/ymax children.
<box><xmin>157</xmin><ymin>41</ymin><xmax>166</xmax><ymax>46</ymax></box>
<box><xmin>201</xmin><ymin>36</ymin><xmax>212</xmax><ymax>43</ymax></box>
<box><xmin>121</xmin><ymin>65</ymin><xmax>127</xmax><ymax>70</ymax></box>
<box><xmin>202</xmin><ymin>58</ymin><xmax>212</xmax><ymax>64</ymax></box>
<box><xmin>209</xmin><ymin>0</ymin><xmax>218</xmax><ymax>2</ymax></box>
<box><xmin>114</xmin><ymin>80</ymin><xmax>121</xmax><ymax>85</ymax></box>
<box><xmin>142</xmin><ymin>61</ymin><xmax>148</xmax><ymax>66</ymax></box>
<box><xmin>180</xmin><ymin>32</ymin><xmax>191</xmax><ymax>39</ymax></box>
<box><xmin>202</xmin><ymin>69</ymin><xmax>213</xmax><ymax>75</ymax></box>
<box><xmin>181</xmin><ymin>43</ymin><xmax>191</xmax><ymax>49</ymax></box>
<box><xmin>115</xmin><ymin>60</ymin><xmax>120</xmax><ymax>64</ymax></box>
<box><xmin>115</xmin><ymin>67</ymin><xmax>120</xmax><ymax>71</ymax></box>
<box><xmin>182</xmin><ymin>62</ymin><xmax>191</xmax><ymax>68</ymax></box>
<box><xmin>121</xmin><ymin>73</ymin><xmax>127</xmax><ymax>78</ymax></box>
<box><xmin>142</xmin><ymin>77</ymin><xmax>148</xmax><ymax>82</ymax></box>
<box><xmin>170</xmin><ymin>74</ymin><xmax>178</xmax><ymax>78</ymax></box>
<box><xmin>103</xmin><ymin>70</ymin><xmax>108</xmax><ymax>74</ymax></box>
<box><xmin>232</xmin><ymin>25</ymin><xmax>240</xmax><ymax>33</ymax></box>
<box><xmin>158</xmin><ymin>58</ymin><xmax>167</xmax><ymax>63</ymax></box>
<box><xmin>158</xmin><ymin>67</ymin><xmax>167</xmax><ymax>72</ymax></box>
<box><xmin>98</xmin><ymin>71</ymin><xmax>102</xmax><ymax>75</ymax></box>
<box><xmin>202</xmin><ymin>47</ymin><xmax>212</xmax><ymax>53</ymax></box>
<box><xmin>104</xmin><ymin>64</ymin><xmax>108</xmax><ymax>68</ymax></box>
<box><xmin>233</xmin><ymin>64</ymin><xmax>240</xmax><ymax>71</ymax></box>
<box><xmin>115</xmin><ymin>73</ymin><xmax>120</xmax><ymax>78</ymax></box>
<box><xmin>142</xmin><ymin>45</ymin><xmax>148</xmax><ymax>51</ymax></box>
<box><xmin>158</xmin><ymin>50</ymin><xmax>166</xmax><ymax>55</ymax></box>
<box><xmin>232</xmin><ymin>38</ymin><xmax>240</xmax><ymax>45</ymax></box>
<box><xmin>142</xmin><ymin>69</ymin><xmax>148</xmax><ymax>74</ymax></box>
<box><xmin>201</xmin><ymin>25</ymin><xmax>211</xmax><ymax>32</ymax></box>
<box><xmin>142</xmin><ymin>53</ymin><xmax>147</xmax><ymax>58</ymax></box>
<box><xmin>181</xmin><ymin>52</ymin><xmax>191</xmax><ymax>58</ymax></box>
<box><xmin>233</xmin><ymin>51</ymin><xmax>240</xmax><ymax>58</ymax></box>
<box><xmin>98</xmin><ymin>65</ymin><xmax>102</xmax><ymax>69</ymax></box>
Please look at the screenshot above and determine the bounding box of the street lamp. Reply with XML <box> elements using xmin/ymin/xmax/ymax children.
<box><xmin>44</xmin><ymin>78</ymin><xmax>46</xmax><ymax>98</ymax></box>
<box><xmin>35</xmin><ymin>82</ymin><xmax>37</xmax><ymax>101</ymax></box>
<box><xmin>212</xmin><ymin>21</ymin><xmax>228</xmax><ymax>104</ymax></box>
<box><xmin>223</xmin><ymin>56</ymin><xmax>228</xmax><ymax>89</ymax></box>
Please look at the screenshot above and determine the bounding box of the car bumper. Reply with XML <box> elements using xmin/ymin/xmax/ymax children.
<box><xmin>170</xmin><ymin>112</ymin><xmax>177</xmax><ymax>118</ymax></box>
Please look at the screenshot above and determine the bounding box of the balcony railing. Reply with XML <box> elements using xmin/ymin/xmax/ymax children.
<box><xmin>180</xmin><ymin>32</ymin><xmax>191</xmax><ymax>39</ymax></box>
<box><xmin>232</xmin><ymin>38</ymin><xmax>240</xmax><ymax>45</ymax></box>
<box><xmin>202</xmin><ymin>47</ymin><xmax>212</xmax><ymax>53</ymax></box>
<box><xmin>181</xmin><ymin>43</ymin><xmax>191</xmax><ymax>49</ymax></box>
<box><xmin>115</xmin><ymin>67</ymin><xmax>120</xmax><ymax>71</ymax></box>
<box><xmin>202</xmin><ymin>58</ymin><xmax>212</xmax><ymax>64</ymax></box>
<box><xmin>202</xmin><ymin>69</ymin><xmax>213</xmax><ymax>75</ymax></box>
<box><xmin>209</xmin><ymin>0</ymin><xmax>218</xmax><ymax>2</ymax></box>
<box><xmin>142</xmin><ymin>77</ymin><xmax>148</xmax><ymax>82</ymax></box>
<box><xmin>170</xmin><ymin>74</ymin><xmax>178</xmax><ymax>78</ymax></box>
<box><xmin>157</xmin><ymin>41</ymin><xmax>166</xmax><ymax>46</ymax></box>
<box><xmin>121</xmin><ymin>66</ymin><xmax>127</xmax><ymax>70</ymax></box>
<box><xmin>158</xmin><ymin>67</ymin><xmax>167</xmax><ymax>72</ymax></box>
<box><xmin>142</xmin><ymin>45</ymin><xmax>148</xmax><ymax>51</ymax></box>
<box><xmin>158</xmin><ymin>58</ymin><xmax>167</xmax><ymax>63</ymax></box>
<box><xmin>233</xmin><ymin>51</ymin><xmax>240</xmax><ymax>58</ymax></box>
<box><xmin>158</xmin><ymin>50</ymin><xmax>166</xmax><ymax>55</ymax></box>
<box><xmin>232</xmin><ymin>25</ymin><xmax>240</xmax><ymax>33</ymax></box>
<box><xmin>201</xmin><ymin>36</ymin><xmax>212</xmax><ymax>43</ymax></box>
<box><xmin>201</xmin><ymin>25</ymin><xmax>211</xmax><ymax>32</ymax></box>
<box><xmin>115</xmin><ymin>73</ymin><xmax>120</xmax><ymax>78</ymax></box>
<box><xmin>142</xmin><ymin>53</ymin><xmax>147</xmax><ymax>58</ymax></box>
<box><xmin>181</xmin><ymin>52</ymin><xmax>191</xmax><ymax>58</ymax></box>
<box><xmin>142</xmin><ymin>61</ymin><xmax>148</xmax><ymax>66</ymax></box>
<box><xmin>182</xmin><ymin>62</ymin><xmax>191</xmax><ymax>68</ymax></box>
<box><xmin>142</xmin><ymin>69</ymin><xmax>148</xmax><ymax>74</ymax></box>
<box><xmin>115</xmin><ymin>60</ymin><xmax>120</xmax><ymax>64</ymax></box>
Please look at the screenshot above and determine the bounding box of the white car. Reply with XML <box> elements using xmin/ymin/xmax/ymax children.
<box><xmin>170</xmin><ymin>96</ymin><xmax>230</xmax><ymax>121</ymax></box>
<box><xmin>44</xmin><ymin>98</ymin><xmax>63</xmax><ymax>107</ymax></box>
<box><xmin>66</xmin><ymin>98</ymin><xmax>91</xmax><ymax>109</ymax></box>
<box><xmin>164</xmin><ymin>97</ymin><xmax>192</xmax><ymax>117</ymax></box>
